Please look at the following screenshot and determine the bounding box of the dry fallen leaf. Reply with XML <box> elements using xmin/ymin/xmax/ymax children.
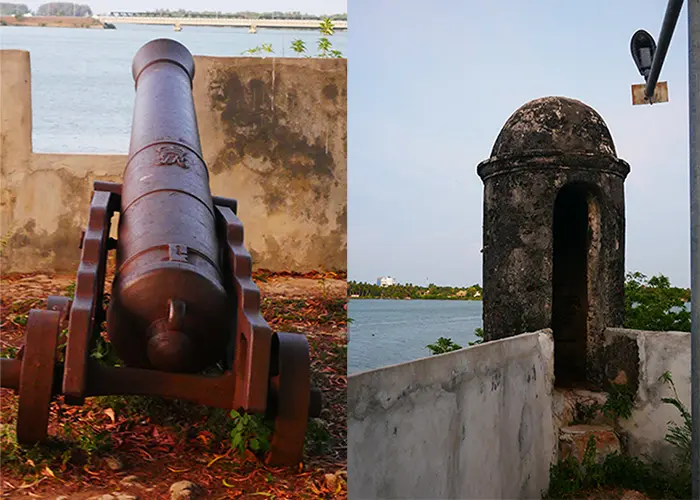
<box><xmin>206</xmin><ymin>453</ymin><xmax>229</xmax><ymax>468</ymax></box>
<box><xmin>83</xmin><ymin>466</ymin><xmax>101</xmax><ymax>476</ymax></box>
<box><xmin>167</xmin><ymin>467</ymin><xmax>190</xmax><ymax>473</ymax></box>
<box><xmin>324</xmin><ymin>473</ymin><xmax>337</xmax><ymax>491</ymax></box>
<box><xmin>222</xmin><ymin>478</ymin><xmax>238</xmax><ymax>488</ymax></box>
<box><xmin>104</xmin><ymin>407</ymin><xmax>116</xmax><ymax>423</ymax></box>
<box><xmin>18</xmin><ymin>477</ymin><xmax>45</xmax><ymax>489</ymax></box>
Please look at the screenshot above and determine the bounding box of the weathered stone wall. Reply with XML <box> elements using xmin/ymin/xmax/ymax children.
<box><xmin>604</xmin><ymin>328</ymin><xmax>691</xmax><ymax>464</ymax></box>
<box><xmin>348</xmin><ymin>330</ymin><xmax>557</xmax><ymax>499</ymax></box>
<box><xmin>0</xmin><ymin>50</ymin><xmax>346</xmax><ymax>274</ymax></box>
<box><xmin>479</xmin><ymin>163</ymin><xmax>627</xmax><ymax>338</ymax></box>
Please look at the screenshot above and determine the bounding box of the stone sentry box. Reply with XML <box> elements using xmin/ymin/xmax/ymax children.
<box><xmin>477</xmin><ymin>96</ymin><xmax>630</xmax><ymax>388</ymax></box>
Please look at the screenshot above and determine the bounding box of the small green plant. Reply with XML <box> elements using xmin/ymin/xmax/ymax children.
<box><xmin>0</xmin><ymin>424</ymin><xmax>104</xmax><ymax>480</ymax></box>
<box><xmin>305</xmin><ymin>418</ymin><xmax>332</xmax><ymax>456</ymax></box>
<box><xmin>0</xmin><ymin>345</ymin><xmax>19</xmax><ymax>358</ymax></box>
<box><xmin>290</xmin><ymin>39</ymin><xmax>306</xmax><ymax>54</ymax></box>
<box><xmin>316</xmin><ymin>17</ymin><xmax>343</xmax><ymax>58</ymax></box>
<box><xmin>242</xmin><ymin>43</ymin><xmax>274</xmax><ymax>56</ymax></box>
<box><xmin>64</xmin><ymin>281</ymin><xmax>76</xmax><ymax>299</ymax></box>
<box><xmin>61</xmin><ymin>423</ymin><xmax>112</xmax><ymax>457</ymax></box>
<box><xmin>90</xmin><ymin>333</ymin><xmax>121</xmax><ymax>367</ymax></box>
<box><xmin>545</xmin><ymin>434</ymin><xmax>689</xmax><ymax>499</ymax></box>
<box><xmin>546</xmin><ymin>436</ymin><xmax>600</xmax><ymax>497</ymax></box>
<box><xmin>568</xmin><ymin>382</ymin><xmax>634</xmax><ymax>426</ymax></box>
<box><xmin>468</xmin><ymin>327</ymin><xmax>484</xmax><ymax>346</ymax></box>
<box><xmin>545</xmin><ymin>375</ymin><xmax>692</xmax><ymax>499</ymax></box>
<box><xmin>319</xmin><ymin>17</ymin><xmax>334</xmax><ymax>35</ymax></box>
<box><xmin>426</xmin><ymin>337</ymin><xmax>462</xmax><ymax>355</ymax></box>
<box><xmin>11</xmin><ymin>314</ymin><xmax>28</xmax><ymax>327</ymax></box>
<box><xmin>601</xmin><ymin>383</ymin><xmax>635</xmax><ymax>421</ymax></box>
<box><xmin>229</xmin><ymin>409</ymin><xmax>272</xmax><ymax>457</ymax></box>
<box><xmin>332</xmin><ymin>342</ymin><xmax>347</xmax><ymax>365</ymax></box>
<box><xmin>572</xmin><ymin>400</ymin><xmax>602</xmax><ymax>425</ymax></box>
<box><xmin>94</xmin><ymin>395</ymin><xmax>235</xmax><ymax>442</ymax></box>
<box><xmin>0</xmin><ymin>425</ymin><xmax>19</xmax><ymax>462</ymax></box>
<box><xmin>659</xmin><ymin>371</ymin><xmax>691</xmax><ymax>469</ymax></box>
<box><xmin>261</xmin><ymin>17</ymin><xmax>344</xmax><ymax>58</ymax></box>
<box><xmin>56</xmin><ymin>328</ymin><xmax>69</xmax><ymax>362</ymax></box>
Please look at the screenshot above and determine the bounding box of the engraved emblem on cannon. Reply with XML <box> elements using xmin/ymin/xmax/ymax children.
<box><xmin>0</xmin><ymin>39</ymin><xmax>321</xmax><ymax>466</ymax></box>
<box><xmin>155</xmin><ymin>144</ymin><xmax>189</xmax><ymax>168</ymax></box>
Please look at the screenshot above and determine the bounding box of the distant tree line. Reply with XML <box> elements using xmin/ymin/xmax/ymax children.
<box><xmin>426</xmin><ymin>271</ymin><xmax>690</xmax><ymax>357</ymax></box>
<box><xmin>348</xmin><ymin>281</ymin><xmax>483</xmax><ymax>301</ymax></box>
<box><xmin>114</xmin><ymin>9</ymin><xmax>346</xmax><ymax>20</ymax></box>
<box><xmin>0</xmin><ymin>2</ymin><xmax>93</xmax><ymax>16</ymax></box>
<box><xmin>37</xmin><ymin>3</ymin><xmax>92</xmax><ymax>16</ymax></box>
<box><xmin>0</xmin><ymin>2</ymin><xmax>28</xmax><ymax>15</ymax></box>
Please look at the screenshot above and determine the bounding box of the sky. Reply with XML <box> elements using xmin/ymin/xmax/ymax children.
<box><xmin>23</xmin><ymin>0</ymin><xmax>346</xmax><ymax>15</ymax></box>
<box><xmin>348</xmin><ymin>0</ymin><xmax>693</xmax><ymax>289</ymax></box>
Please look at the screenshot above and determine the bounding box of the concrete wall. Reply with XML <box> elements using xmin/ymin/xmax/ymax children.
<box><xmin>605</xmin><ymin>328</ymin><xmax>691</xmax><ymax>464</ymax></box>
<box><xmin>0</xmin><ymin>50</ymin><xmax>346</xmax><ymax>274</ymax></box>
<box><xmin>348</xmin><ymin>330</ymin><xmax>557</xmax><ymax>500</ymax></box>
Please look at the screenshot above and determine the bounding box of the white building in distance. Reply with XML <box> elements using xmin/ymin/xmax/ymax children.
<box><xmin>377</xmin><ymin>276</ymin><xmax>397</xmax><ymax>287</ymax></box>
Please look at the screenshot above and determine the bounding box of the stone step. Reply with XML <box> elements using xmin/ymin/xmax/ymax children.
<box><xmin>559</xmin><ymin>424</ymin><xmax>621</xmax><ymax>463</ymax></box>
<box><xmin>552</xmin><ymin>388</ymin><xmax>615</xmax><ymax>432</ymax></box>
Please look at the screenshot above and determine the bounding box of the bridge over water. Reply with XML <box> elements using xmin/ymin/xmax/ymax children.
<box><xmin>95</xmin><ymin>15</ymin><xmax>347</xmax><ymax>30</ymax></box>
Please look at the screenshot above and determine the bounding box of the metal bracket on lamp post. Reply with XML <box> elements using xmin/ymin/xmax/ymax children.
<box><xmin>629</xmin><ymin>0</ymin><xmax>685</xmax><ymax>104</ymax></box>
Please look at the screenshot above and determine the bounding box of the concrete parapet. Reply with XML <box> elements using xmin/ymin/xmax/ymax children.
<box><xmin>348</xmin><ymin>330</ymin><xmax>556</xmax><ymax>499</ymax></box>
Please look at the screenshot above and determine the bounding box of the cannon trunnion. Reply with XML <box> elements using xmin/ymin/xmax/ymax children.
<box><xmin>0</xmin><ymin>39</ymin><xmax>321</xmax><ymax>466</ymax></box>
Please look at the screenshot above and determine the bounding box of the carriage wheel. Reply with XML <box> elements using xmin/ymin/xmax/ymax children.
<box><xmin>16</xmin><ymin>309</ymin><xmax>61</xmax><ymax>444</ymax></box>
<box><xmin>265</xmin><ymin>332</ymin><xmax>311</xmax><ymax>466</ymax></box>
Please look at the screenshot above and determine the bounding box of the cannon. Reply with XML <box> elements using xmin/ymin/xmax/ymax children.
<box><xmin>0</xmin><ymin>39</ymin><xmax>321</xmax><ymax>466</ymax></box>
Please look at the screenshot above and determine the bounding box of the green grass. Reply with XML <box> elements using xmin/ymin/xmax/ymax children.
<box><xmin>0</xmin><ymin>421</ymin><xmax>113</xmax><ymax>480</ymax></box>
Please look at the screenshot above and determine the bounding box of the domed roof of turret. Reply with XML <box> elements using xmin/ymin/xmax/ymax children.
<box><xmin>490</xmin><ymin>96</ymin><xmax>617</xmax><ymax>158</ymax></box>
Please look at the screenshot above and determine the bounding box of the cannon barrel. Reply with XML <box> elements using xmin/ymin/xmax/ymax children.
<box><xmin>106</xmin><ymin>38</ymin><xmax>229</xmax><ymax>373</ymax></box>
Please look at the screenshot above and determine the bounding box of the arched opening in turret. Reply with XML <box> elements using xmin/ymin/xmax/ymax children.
<box><xmin>552</xmin><ymin>183</ymin><xmax>600</xmax><ymax>387</ymax></box>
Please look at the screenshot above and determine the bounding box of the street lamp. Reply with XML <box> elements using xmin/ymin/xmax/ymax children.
<box><xmin>630</xmin><ymin>29</ymin><xmax>656</xmax><ymax>81</ymax></box>
<box><xmin>630</xmin><ymin>28</ymin><xmax>669</xmax><ymax>104</ymax></box>
<box><xmin>629</xmin><ymin>1</ymin><xmax>699</xmax><ymax>498</ymax></box>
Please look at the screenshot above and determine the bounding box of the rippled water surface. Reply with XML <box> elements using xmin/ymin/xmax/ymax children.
<box><xmin>0</xmin><ymin>24</ymin><xmax>347</xmax><ymax>153</ymax></box>
<box><xmin>348</xmin><ymin>299</ymin><xmax>482</xmax><ymax>373</ymax></box>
